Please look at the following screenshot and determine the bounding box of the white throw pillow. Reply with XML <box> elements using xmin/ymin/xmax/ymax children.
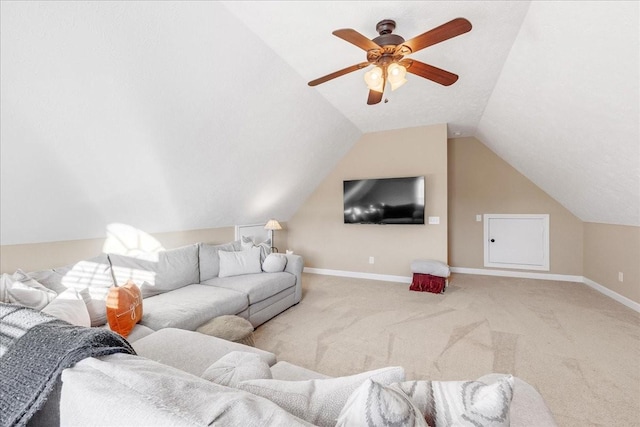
<box><xmin>202</xmin><ymin>351</ymin><xmax>272</xmax><ymax>387</ymax></box>
<box><xmin>337</xmin><ymin>379</ymin><xmax>427</xmax><ymax>427</ymax></box>
<box><xmin>0</xmin><ymin>270</ymin><xmax>56</xmax><ymax>310</ymax></box>
<box><xmin>237</xmin><ymin>366</ymin><xmax>405</xmax><ymax>427</ymax></box>
<box><xmin>393</xmin><ymin>375</ymin><xmax>514</xmax><ymax>427</ymax></box>
<box><xmin>42</xmin><ymin>288</ymin><xmax>91</xmax><ymax>327</ymax></box>
<box><xmin>218</xmin><ymin>247</ymin><xmax>262</xmax><ymax>278</ymax></box>
<box><xmin>262</xmin><ymin>253</ymin><xmax>287</xmax><ymax>273</ymax></box>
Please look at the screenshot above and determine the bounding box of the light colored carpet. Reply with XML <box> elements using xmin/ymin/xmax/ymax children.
<box><xmin>253</xmin><ymin>273</ymin><xmax>640</xmax><ymax>427</ymax></box>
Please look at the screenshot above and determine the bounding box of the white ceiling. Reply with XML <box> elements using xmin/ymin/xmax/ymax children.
<box><xmin>1</xmin><ymin>1</ymin><xmax>638</xmax><ymax>245</ymax></box>
<box><xmin>223</xmin><ymin>1</ymin><xmax>530</xmax><ymax>137</ymax></box>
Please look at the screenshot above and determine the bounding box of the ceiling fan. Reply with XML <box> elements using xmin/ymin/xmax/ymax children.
<box><xmin>308</xmin><ymin>18</ymin><xmax>472</xmax><ymax>105</ymax></box>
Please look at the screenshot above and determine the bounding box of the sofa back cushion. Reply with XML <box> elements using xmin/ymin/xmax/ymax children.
<box><xmin>198</xmin><ymin>241</ymin><xmax>241</xmax><ymax>281</ymax></box>
<box><xmin>109</xmin><ymin>244</ymin><xmax>199</xmax><ymax>298</ymax></box>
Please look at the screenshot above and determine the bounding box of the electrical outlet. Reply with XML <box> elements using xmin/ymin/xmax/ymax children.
<box><xmin>428</xmin><ymin>216</ymin><xmax>440</xmax><ymax>225</ymax></box>
<box><xmin>369</xmin><ymin>256</ymin><xmax>375</xmax><ymax>264</ymax></box>
<box><xmin>618</xmin><ymin>272</ymin><xmax>624</xmax><ymax>282</ymax></box>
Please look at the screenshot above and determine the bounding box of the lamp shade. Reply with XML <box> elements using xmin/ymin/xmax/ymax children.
<box><xmin>264</xmin><ymin>219</ymin><xmax>282</xmax><ymax>231</ymax></box>
<box><xmin>364</xmin><ymin>66</ymin><xmax>384</xmax><ymax>92</ymax></box>
<box><xmin>387</xmin><ymin>63</ymin><xmax>407</xmax><ymax>91</ymax></box>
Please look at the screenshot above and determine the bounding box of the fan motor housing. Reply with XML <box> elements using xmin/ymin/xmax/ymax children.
<box><xmin>372</xmin><ymin>33</ymin><xmax>405</xmax><ymax>47</ymax></box>
<box><xmin>373</xmin><ymin>19</ymin><xmax>405</xmax><ymax>47</ymax></box>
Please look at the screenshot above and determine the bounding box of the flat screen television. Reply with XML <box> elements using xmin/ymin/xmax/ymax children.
<box><xmin>343</xmin><ymin>176</ymin><xmax>425</xmax><ymax>224</ymax></box>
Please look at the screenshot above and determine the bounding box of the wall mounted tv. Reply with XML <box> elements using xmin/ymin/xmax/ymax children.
<box><xmin>343</xmin><ymin>176</ymin><xmax>425</xmax><ymax>225</ymax></box>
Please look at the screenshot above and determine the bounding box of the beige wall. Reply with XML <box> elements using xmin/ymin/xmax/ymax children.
<box><xmin>0</xmin><ymin>226</ymin><xmax>235</xmax><ymax>273</ymax></box>
<box><xmin>584</xmin><ymin>222</ymin><xmax>640</xmax><ymax>303</ymax></box>
<box><xmin>287</xmin><ymin>124</ymin><xmax>448</xmax><ymax>276</ymax></box>
<box><xmin>448</xmin><ymin>137</ymin><xmax>584</xmax><ymax>275</ymax></box>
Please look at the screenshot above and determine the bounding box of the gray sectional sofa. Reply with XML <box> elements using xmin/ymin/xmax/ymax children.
<box><xmin>29</xmin><ymin>240</ymin><xmax>304</xmax><ymax>336</ymax></box>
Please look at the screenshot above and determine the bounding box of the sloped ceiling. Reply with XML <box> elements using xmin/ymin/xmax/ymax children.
<box><xmin>1</xmin><ymin>1</ymin><xmax>638</xmax><ymax>245</ymax></box>
<box><xmin>0</xmin><ymin>1</ymin><xmax>360</xmax><ymax>244</ymax></box>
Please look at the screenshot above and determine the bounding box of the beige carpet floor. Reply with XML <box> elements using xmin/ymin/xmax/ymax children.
<box><xmin>253</xmin><ymin>273</ymin><xmax>640</xmax><ymax>427</ymax></box>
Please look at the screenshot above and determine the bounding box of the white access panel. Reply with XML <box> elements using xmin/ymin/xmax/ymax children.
<box><xmin>484</xmin><ymin>214</ymin><xmax>549</xmax><ymax>271</ymax></box>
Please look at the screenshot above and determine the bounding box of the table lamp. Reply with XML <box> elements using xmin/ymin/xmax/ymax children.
<box><xmin>264</xmin><ymin>219</ymin><xmax>282</xmax><ymax>253</ymax></box>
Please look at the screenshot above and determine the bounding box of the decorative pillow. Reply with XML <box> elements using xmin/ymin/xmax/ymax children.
<box><xmin>106</xmin><ymin>280</ymin><xmax>143</xmax><ymax>338</ymax></box>
<box><xmin>42</xmin><ymin>288</ymin><xmax>91</xmax><ymax>327</ymax></box>
<box><xmin>31</xmin><ymin>254</ymin><xmax>115</xmax><ymax>327</ymax></box>
<box><xmin>198</xmin><ymin>241</ymin><xmax>241</xmax><ymax>281</ymax></box>
<box><xmin>0</xmin><ymin>270</ymin><xmax>56</xmax><ymax>310</ymax></box>
<box><xmin>202</xmin><ymin>351</ymin><xmax>272</xmax><ymax>387</ymax></box>
<box><xmin>337</xmin><ymin>379</ymin><xmax>427</xmax><ymax>427</ymax></box>
<box><xmin>218</xmin><ymin>247</ymin><xmax>262</xmax><ymax>278</ymax></box>
<box><xmin>241</xmin><ymin>236</ymin><xmax>272</xmax><ymax>263</ymax></box>
<box><xmin>237</xmin><ymin>366</ymin><xmax>405</xmax><ymax>427</ymax></box>
<box><xmin>393</xmin><ymin>375</ymin><xmax>514</xmax><ymax>427</ymax></box>
<box><xmin>262</xmin><ymin>253</ymin><xmax>288</xmax><ymax>273</ymax></box>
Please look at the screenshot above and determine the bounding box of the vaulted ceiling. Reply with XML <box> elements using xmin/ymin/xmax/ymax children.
<box><xmin>1</xmin><ymin>1</ymin><xmax>638</xmax><ymax>245</ymax></box>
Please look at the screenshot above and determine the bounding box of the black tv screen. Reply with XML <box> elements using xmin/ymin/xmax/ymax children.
<box><xmin>343</xmin><ymin>176</ymin><xmax>425</xmax><ymax>224</ymax></box>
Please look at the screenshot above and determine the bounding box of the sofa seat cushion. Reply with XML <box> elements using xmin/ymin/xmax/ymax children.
<box><xmin>60</xmin><ymin>354</ymin><xmax>311</xmax><ymax>426</ymax></box>
<box><xmin>140</xmin><ymin>285</ymin><xmax>248</xmax><ymax>331</ymax></box>
<box><xmin>202</xmin><ymin>272</ymin><xmax>295</xmax><ymax>305</ymax></box>
<box><xmin>101</xmin><ymin>323</ymin><xmax>155</xmax><ymax>343</ymax></box>
<box><xmin>132</xmin><ymin>328</ymin><xmax>276</xmax><ymax>376</ymax></box>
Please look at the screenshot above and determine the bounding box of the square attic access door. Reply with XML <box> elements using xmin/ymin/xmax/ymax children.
<box><xmin>484</xmin><ymin>214</ymin><xmax>550</xmax><ymax>271</ymax></box>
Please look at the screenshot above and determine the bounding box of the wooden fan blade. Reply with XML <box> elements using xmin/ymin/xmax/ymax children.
<box><xmin>308</xmin><ymin>62</ymin><xmax>370</xmax><ymax>87</ymax></box>
<box><xmin>367</xmin><ymin>75</ymin><xmax>385</xmax><ymax>105</ymax></box>
<box><xmin>367</xmin><ymin>89</ymin><xmax>383</xmax><ymax>105</ymax></box>
<box><xmin>333</xmin><ymin>29</ymin><xmax>382</xmax><ymax>52</ymax></box>
<box><xmin>402</xmin><ymin>59</ymin><xmax>459</xmax><ymax>86</ymax></box>
<box><xmin>398</xmin><ymin>18</ymin><xmax>471</xmax><ymax>54</ymax></box>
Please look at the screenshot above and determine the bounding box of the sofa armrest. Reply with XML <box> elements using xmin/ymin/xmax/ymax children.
<box><xmin>283</xmin><ymin>254</ymin><xmax>304</xmax><ymax>304</ymax></box>
<box><xmin>477</xmin><ymin>374</ymin><xmax>557</xmax><ymax>427</ymax></box>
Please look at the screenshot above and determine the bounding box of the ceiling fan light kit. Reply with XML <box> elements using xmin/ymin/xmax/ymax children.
<box><xmin>308</xmin><ymin>17</ymin><xmax>472</xmax><ymax>105</ymax></box>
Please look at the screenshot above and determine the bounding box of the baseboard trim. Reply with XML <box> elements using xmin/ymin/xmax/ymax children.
<box><xmin>304</xmin><ymin>266</ymin><xmax>639</xmax><ymax>313</ymax></box>
<box><xmin>582</xmin><ymin>277</ymin><xmax>640</xmax><ymax>313</ymax></box>
<box><xmin>303</xmin><ymin>267</ymin><xmax>411</xmax><ymax>284</ymax></box>
<box><xmin>449</xmin><ymin>267</ymin><xmax>583</xmax><ymax>283</ymax></box>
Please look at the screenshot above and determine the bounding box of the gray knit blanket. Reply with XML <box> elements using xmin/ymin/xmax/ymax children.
<box><xmin>0</xmin><ymin>303</ymin><xmax>136</xmax><ymax>427</ymax></box>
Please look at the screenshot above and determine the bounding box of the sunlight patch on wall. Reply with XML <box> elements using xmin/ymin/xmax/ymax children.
<box><xmin>103</xmin><ymin>223</ymin><xmax>165</xmax><ymax>261</ymax></box>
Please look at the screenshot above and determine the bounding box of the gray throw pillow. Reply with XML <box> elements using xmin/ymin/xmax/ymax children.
<box><xmin>262</xmin><ymin>253</ymin><xmax>287</xmax><ymax>273</ymax></box>
<box><xmin>198</xmin><ymin>241</ymin><xmax>241</xmax><ymax>281</ymax></box>
<box><xmin>336</xmin><ymin>379</ymin><xmax>427</xmax><ymax>427</ymax></box>
<box><xmin>393</xmin><ymin>375</ymin><xmax>514</xmax><ymax>427</ymax></box>
<box><xmin>241</xmin><ymin>236</ymin><xmax>272</xmax><ymax>263</ymax></box>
